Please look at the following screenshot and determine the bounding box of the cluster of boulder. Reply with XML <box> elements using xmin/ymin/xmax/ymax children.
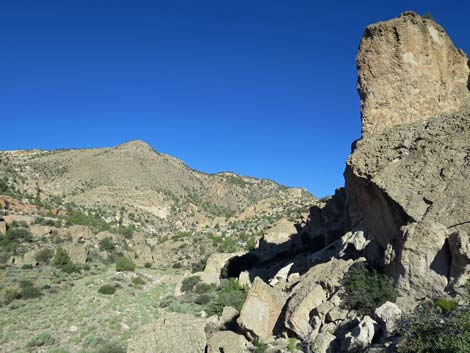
<box><xmin>128</xmin><ymin>11</ymin><xmax>469</xmax><ymax>353</ymax></box>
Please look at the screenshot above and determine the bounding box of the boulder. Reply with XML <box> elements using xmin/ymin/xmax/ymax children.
<box><xmin>59</xmin><ymin>225</ymin><xmax>94</xmax><ymax>241</ymax></box>
<box><xmin>65</xmin><ymin>244</ymin><xmax>89</xmax><ymax>263</ymax></box>
<box><xmin>342</xmin><ymin>316</ymin><xmax>377</xmax><ymax>352</ymax></box>
<box><xmin>30</xmin><ymin>225</ymin><xmax>54</xmax><ymax>238</ymax></box>
<box><xmin>448</xmin><ymin>230</ymin><xmax>470</xmax><ymax>290</ymax></box>
<box><xmin>237</xmin><ymin>277</ymin><xmax>288</xmax><ymax>340</ymax></box>
<box><xmin>394</xmin><ymin>221</ymin><xmax>450</xmax><ymax>299</ymax></box>
<box><xmin>206</xmin><ymin>331</ymin><xmax>250</xmax><ymax>353</ymax></box>
<box><xmin>128</xmin><ymin>313</ymin><xmax>207</xmax><ymax>353</ymax></box>
<box><xmin>269</xmin><ymin>262</ymin><xmax>294</xmax><ymax>286</ymax></box>
<box><xmin>285</xmin><ymin>259</ymin><xmax>358</xmax><ymax>338</ymax></box>
<box><xmin>201</xmin><ymin>252</ymin><xmax>243</xmax><ymax>285</ymax></box>
<box><xmin>0</xmin><ymin>218</ymin><xmax>6</xmax><ymax>236</ymax></box>
<box><xmin>357</xmin><ymin>11</ymin><xmax>470</xmax><ymax>136</ymax></box>
<box><xmin>314</xmin><ymin>332</ymin><xmax>336</xmax><ymax>353</ymax></box>
<box><xmin>374</xmin><ymin>302</ymin><xmax>401</xmax><ymax>335</ymax></box>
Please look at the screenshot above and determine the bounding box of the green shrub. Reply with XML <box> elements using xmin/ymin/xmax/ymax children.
<box><xmin>115</xmin><ymin>257</ymin><xmax>136</xmax><ymax>272</ymax></box>
<box><xmin>35</xmin><ymin>248</ymin><xmax>54</xmax><ymax>264</ymax></box>
<box><xmin>342</xmin><ymin>263</ymin><xmax>398</xmax><ymax>315</ymax></box>
<box><xmin>27</xmin><ymin>332</ymin><xmax>55</xmax><ymax>346</ymax></box>
<box><xmin>435</xmin><ymin>298</ymin><xmax>458</xmax><ymax>312</ymax></box>
<box><xmin>132</xmin><ymin>276</ymin><xmax>146</xmax><ymax>286</ymax></box>
<box><xmin>19</xmin><ymin>279</ymin><xmax>41</xmax><ymax>299</ymax></box>
<box><xmin>172</xmin><ymin>261</ymin><xmax>183</xmax><ymax>269</ymax></box>
<box><xmin>99</xmin><ymin>237</ymin><xmax>115</xmax><ymax>252</ymax></box>
<box><xmin>194</xmin><ymin>282</ymin><xmax>213</xmax><ymax>294</ymax></box>
<box><xmin>5</xmin><ymin>227</ymin><xmax>32</xmax><ymax>242</ymax></box>
<box><xmin>144</xmin><ymin>262</ymin><xmax>152</xmax><ymax>268</ymax></box>
<box><xmin>52</xmin><ymin>247</ymin><xmax>71</xmax><ymax>267</ymax></box>
<box><xmin>95</xmin><ymin>341</ymin><xmax>126</xmax><ymax>353</ymax></box>
<box><xmin>253</xmin><ymin>339</ymin><xmax>268</xmax><ymax>353</ymax></box>
<box><xmin>21</xmin><ymin>264</ymin><xmax>33</xmax><ymax>269</ymax></box>
<box><xmin>399</xmin><ymin>304</ymin><xmax>470</xmax><ymax>353</ymax></box>
<box><xmin>287</xmin><ymin>338</ymin><xmax>298</xmax><ymax>352</ymax></box>
<box><xmin>206</xmin><ymin>278</ymin><xmax>248</xmax><ymax>315</ymax></box>
<box><xmin>98</xmin><ymin>284</ymin><xmax>116</xmax><ymax>295</ymax></box>
<box><xmin>181</xmin><ymin>276</ymin><xmax>201</xmax><ymax>292</ymax></box>
<box><xmin>3</xmin><ymin>287</ymin><xmax>18</xmax><ymax>305</ymax></box>
<box><xmin>194</xmin><ymin>294</ymin><xmax>212</xmax><ymax>305</ymax></box>
<box><xmin>61</xmin><ymin>262</ymin><xmax>81</xmax><ymax>274</ymax></box>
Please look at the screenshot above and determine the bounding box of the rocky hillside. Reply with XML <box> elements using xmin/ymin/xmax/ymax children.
<box><xmin>139</xmin><ymin>12</ymin><xmax>469</xmax><ymax>353</ymax></box>
<box><xmin>0</xmin><ymin>140</ymin><xmax>315</xmax><ymax>236</ymax></box>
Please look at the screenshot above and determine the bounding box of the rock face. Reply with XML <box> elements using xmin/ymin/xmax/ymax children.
<box><xmin>357</xmin><ymin>11</ymin><xmax>470</xmax><ymax>136</ymax></box>
<box><xmin>346</xmin><ymin>112</ymin><xmax>470</xmax><ymax>298</ymax></box>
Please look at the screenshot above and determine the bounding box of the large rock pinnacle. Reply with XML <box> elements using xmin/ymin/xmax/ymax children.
<box><xmin>357</xmin><ymin>11</ymin><xmax>470</xmax><ymax>137</ymax></box>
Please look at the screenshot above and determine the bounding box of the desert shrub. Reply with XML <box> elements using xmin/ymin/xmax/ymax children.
<box><xmin>132</xmin><ymin>276</ymin><xmax>146</xmax><ymax>286</ymax></box>
<box><xmin>172</xmin><ymin>261</ymin><xmax>183</xmax><ymax>269</ymax></box>
<box><xmin>194</xmin><ymin>282</ymin><xmax>213</xmax><ymax>294</ymax></box>
<box><xmin>19</xmin><ymin>279</ymin><xmax>41</xmax><ymax>299</ymax></box>
<box><xmin>194</xmin><ymin>294</ymin><xmax>212</xmax><ymax>305</ymax></box>
<box><xmin>191</xmin><ymin>257</ymin><xmax>208</xmax><ymax>273</ymax></box>
<box><xmin>98</xmin><ymin>284</ymin><xmax>116</xmax><ymax>295</ymax></box>
<box><xmin>115</xmin><ymin>257</ymin><xmax>136</xmax><ymax>272</ymax></box>
<box><xmin>287</xmin><ymin>338</ymin><xmax>298</xmax><ymax>352</ymax></box>
<box><xmin>253</xmin><ymin>339</ymin><xmax>268</xmax><ymax>353</ymax></box>
<box><xmin>35</xmin><ymin>248</ymin><xmax>54</xmax><ymax>264</ymax></box>
<box><xmin>342</xmin><ymin>263</ymin><xmax>398</xmax><ymax>314</ymax></box>
<box><xmin>27</xmin><ymin>332</ymin><xmax>55</xmax><ymax>346</ymax></box>
<box><xmin>95</xmin><ymin>341</ymin><xmax>126</xmax><ymax>353</ymax></box>
<box><xmin>52</xmin><ymin>247</ymin><xmax>71</xmax><ymax>267</ymax></box>
<box><xmin>399</xmin><ymin>304</ymin><xmax>470</xmax><ymax>353</ymax></box>
<box><xmin>99</xmin><ymin>237</ymin><xmax>115</xmax><ymax>252</ymax></box>
<box><xmin>144</xmin><ymin>262</ymin><xmax>152</xmax><ymax>268</ymax></box>
<box><xmin>61</xmin><ymin>262</ymin><xmax>81</xmax><ymax>274</ymax></box>
<box><xmin>181</xmin><ymin>276</ymin><xmax>201</xmax><ymax>292</ymax></box>
<box><xmin>3</xmin><ymin>287</ymin><xmax>18</xmax><ymax>305</ymax></box>
<box><xmin>21</xmin><ymin>264</ymin><xmax>33</xmax><ymax>269</ymax></box>
<box><xmin>5</xmin><ymin>227</ymin><xmax>32</xmax><ymax>242</ymax></box>
<box><xmin>435</xmin><ymin>298</ymin><xmax>458</xmax><ymax>312</ymax></box>
<box><xmin>0</xmin><ymin>179</ymin><xmax>8</xmax><ymax>193</ymax></box>
<box><xmin>206</xmin><ymin>278</ymin><xmax>248</xmax><ymax>315</ymax></box>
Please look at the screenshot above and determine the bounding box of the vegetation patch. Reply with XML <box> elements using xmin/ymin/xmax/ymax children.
<box><xmin>27</xmin><ymin>332</ymin><xmax>55</xmax><ymax>347</ymax></box>
<box><xmin>342</xmin><ymin>263</ymin><xmax>398</xmax><ymax>315</ymax></box>
<box><xmin>398</xmin><ymin>303</ymin><xmax>470</xmax><ymax>353</ymax></box>
<box><xmin>98</xmin><ymin>284</ymin><xmax>116</xmax><ymax>295</ymax></box>
<box><xmin>115</xmin><ymin>257</ymin><xmax>136</xmax><ymax>272</ymax></box>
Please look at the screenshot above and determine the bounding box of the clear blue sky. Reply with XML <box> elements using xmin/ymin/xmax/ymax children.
<box><xmin>1</xmin><ymin>1</ymin><xmax>469</xmax><ymax>197</ymax></box>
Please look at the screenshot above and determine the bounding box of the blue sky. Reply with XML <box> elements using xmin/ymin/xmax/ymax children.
<box><xmin>0</xmin><ymin>1</ymin><xmax>469</xmax><ymax>197</ymax></box>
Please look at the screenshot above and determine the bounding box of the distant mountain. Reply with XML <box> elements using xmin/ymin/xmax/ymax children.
<box><xmin>0</xmin><ymin>140</ymin><xmax>316</xmax><ymax>236</ymax></box>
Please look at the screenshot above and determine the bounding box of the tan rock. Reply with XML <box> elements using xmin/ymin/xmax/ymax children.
<box><xmin>65</xmin><ymin>244</ymin><xmax>89</xmax><ymax>263</ymax></box>
<box><xmin>206</xmin><ymin>331</ymin><xmax>250</xmax><ymax>353</ymax></box>
<box><xmin>394</xmin><ymin>221</ymin><xmax>450</xmax><ymax>299</ymax></box>
<box><xmin>0</xmin><ymin>218</ymin><xmax>6</xmax><ymax>236</ymax></box>
<box><xmin>285</xmin><ymin>259</ymin><xmax>358</xmax><ymax>338</ymax></box>
<box><xmin>237</xmin><ymin>277</ymin><xmax>288</xmax><ymax>340</ymax></box>
<box><xmin>374</xmin><ymin>301</ymin><xmax>401</xmax><ymax>334</ymax></box>
<box><xmin>357</xmin><ymin>11</ymin><xmax>470</xmax><ymax>136</ymax></box>
<box><xmin>201</xmin><ymin>252</ymin><xmax>243</xmax><ymax>285</ymax></box>
<box><xmin>128</xmin><ymin>312</ymin><xmax>207</xmax><ymax>353</ymax></box>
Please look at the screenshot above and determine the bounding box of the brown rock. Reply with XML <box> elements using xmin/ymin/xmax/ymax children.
<box><xmin>357</xmin><ymin>11</ymin><xmax>470</xmax><ymax>136</ymax></box>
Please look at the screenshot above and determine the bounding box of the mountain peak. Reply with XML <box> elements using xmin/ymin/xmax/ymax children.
<box><xmin>116</xmin><ymin>140</ymin><xmax>156</xmax><ymax>154</ymax></box>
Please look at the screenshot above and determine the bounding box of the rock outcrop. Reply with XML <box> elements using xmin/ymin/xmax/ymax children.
<box><xmin>357</xmin><ymin>11</ymin><xmax>470</xmax><ymax>136</ymax></box>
